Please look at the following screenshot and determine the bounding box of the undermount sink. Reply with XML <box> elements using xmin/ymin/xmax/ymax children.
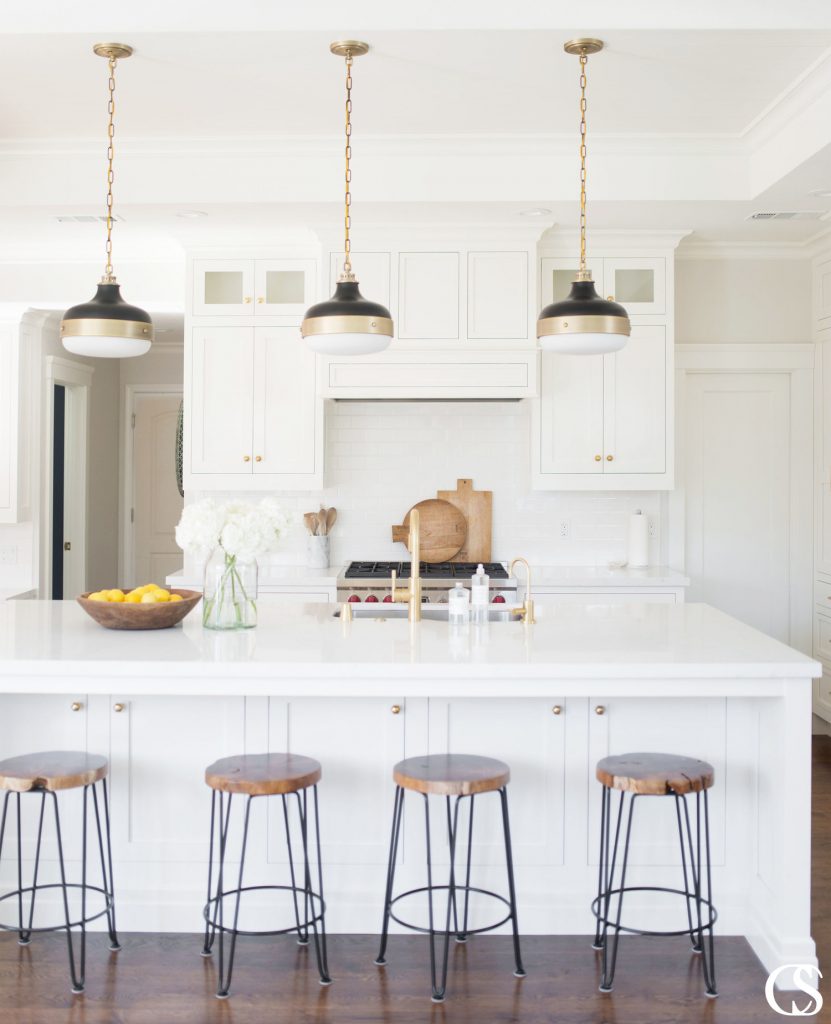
<box><xmin>334</xmin><ymin>603</ymin><xmax>523</xmax><ymax>622</ymax></box>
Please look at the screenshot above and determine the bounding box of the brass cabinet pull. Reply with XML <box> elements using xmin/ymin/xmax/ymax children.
<box><xmin>391</xmin><ymin>704</ymin><xmax>402</xmax><ymax>715</ymax></box>
<box><xmin>552</xmin><ymin>705</ymin><xmax>562</xmax><ymax>716</ymax></box>
<box><xmin>606</xmin><ymin>455</ymin><xmax>614</xmax><ymax>462</ymax></box>
<box><xmin>257</xmin><ymin>297</ymin><xmax>265</xmax><ymax>304</ymax></box>
<box><xmin>243</xmin><ymin>455</ymin><xmax>251</xmax><ymax>462</ymax></box>
<box><xmin>255</xmin><ymin>455</ymin><xmax>262</xmax><ymax>463</ymax></box>
<box><xmin>594</xmin><ymin>454</ymin><xmax>602</xmax><ymax>462</ymax></box>
<box><xmin>113</xmin><ymin>703</ymin><xmax>125</xmax><ymax>713</ymax></box>
<box><xmin>607</xmin><ymin>295</ymin><xmax>614</xmax><ymax>301</ymax></box>
<box><xmin>594</xmin><ymin>705</ymin><xmax>606</xmax><ymax>716</ymax></box>
<box><xmin>243</xmin><ymin>296</ymin><xmax>252</xmax><ymax>304</ymax></box>
<box><xmin>70</xmin><ymin>701</ymin><xmax>82</xmax><ymax>712</ymax></box>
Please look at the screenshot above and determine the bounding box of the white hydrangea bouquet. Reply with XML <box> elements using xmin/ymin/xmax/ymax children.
<box><xmin>175</xmin><ymin>498</ymin><xmax>288</xmax><ymax>630</ymax></box>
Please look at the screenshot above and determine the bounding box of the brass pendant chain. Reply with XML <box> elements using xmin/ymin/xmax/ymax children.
<box><xmin>102</xmin><ymin>55</ymin><xmax>117</xmax><ymax>284</ymax></box>
<box><xmin>577</xmin><ymin>50</ymin><xmax>589</xmax><ymax>281</ymax></box>
<box><xmin>342</xmin><ymin>52</ymin><xmax>354</xmax><ymax>279</ymax></box>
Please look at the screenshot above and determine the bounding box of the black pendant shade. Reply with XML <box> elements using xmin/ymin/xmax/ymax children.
<box><xmin>61</xmin><ymin>282</ymin><xmax>153</xmax><ymax>358</ymax></box>
<box><xmin>537</xmin><ymin>278</ymin><xmax>630</xmax><ymax>354</ymax></box>
<box><xmin>301</xmin><ymin>280</ymin><xmax>394</xmax><ymax>355</ymax></box>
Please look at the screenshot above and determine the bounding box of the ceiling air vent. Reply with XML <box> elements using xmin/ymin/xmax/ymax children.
<box><xmin>748</xmin><ymin>211</ymin><xmax>826</xmax><ymax>221</ymax></box>
<box><xmin>54</xmin><ymin>215</ymin><xmax>126</xmax><ymax>224</ymax></box>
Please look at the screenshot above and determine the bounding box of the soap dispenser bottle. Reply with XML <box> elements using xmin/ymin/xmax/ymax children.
<box><xmin>448</xmin><ymin>582</ymin><xmax>470</xmax><ymax>625</ymax></box>
<box><xmin>470</xmin><ymin>563</ymin><xmax>490</xmax><ymax>624</ymax></box>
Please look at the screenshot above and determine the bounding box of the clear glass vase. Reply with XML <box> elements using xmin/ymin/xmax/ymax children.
<box><xmin>202</xmin><ymin>550</ymin><xmax>258</xmax><ymax>630</ymax></box>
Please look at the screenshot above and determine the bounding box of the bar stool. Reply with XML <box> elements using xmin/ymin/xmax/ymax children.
<box><xmin>201</xmin><ymin>752</ymin><xmax>331</xmax><ymax>999</ymax></box>
<box><xmin>375</xmin><ymin>753</ymin><xmax>525</xmax><ymax>1003</ymax></box>
<box><xmin>592</xmin><ymin>752</ymin><xmax>717</xmax><ymax>997</ymax></box>
<box><xmin>0</xmin><ymin>750</ymin><xmax>120</xmax><ymax>994</ymax></box>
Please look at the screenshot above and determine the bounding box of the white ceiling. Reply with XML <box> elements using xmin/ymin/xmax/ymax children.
<box><xmin>3</xmin><ymin>5</ymin><xmax>831</xmax><ymax>256</ymax></box>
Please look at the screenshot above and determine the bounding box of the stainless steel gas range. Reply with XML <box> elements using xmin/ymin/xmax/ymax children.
<box><xmin>336</xmin><ymin>561</ymin><xmax>517</xmax><ymax>604</ymax></box>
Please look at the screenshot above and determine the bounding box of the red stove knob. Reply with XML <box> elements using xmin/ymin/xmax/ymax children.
<box><xmin>383</xmin><ymin>594</ymin><xmax>393</xmax><ymax>603</ymax></box>
<box><xmin>347</xmin><ymin>594</ymin><xmax>361</xmax><ymax>603</ymax></box>
<box><xmin>365</xmin><ymin>595</ymin><xmax>379</xmax><ymax>603</ymax></box>
<box><xmin>492</xmin><ymin>594</ymin><xmax>506</xmax><ymax>603</ymax></box>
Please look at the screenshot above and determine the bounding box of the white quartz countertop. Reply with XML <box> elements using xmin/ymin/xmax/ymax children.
<box><xmin>0</xmin><ymin>601</ymin><xmax>818</xmax><ymax>697</ymax></box>
<box><xmin>530</xmin><ymin>565</ymin><xmax>689</xmax><ymax>588</ymax></box>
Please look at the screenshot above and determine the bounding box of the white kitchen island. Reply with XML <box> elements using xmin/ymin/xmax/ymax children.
<box><xmin>0</xmin><ymin>598</ymin><xmax>819</xmax><ymax>981</ymax></box>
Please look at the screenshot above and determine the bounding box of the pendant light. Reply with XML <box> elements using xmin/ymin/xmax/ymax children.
<box><xmin>302</xmin><ymin>41</ymin><xmax>393</xmax><ymax>355</ymax></box>
<box><xmin>537</xmin><ymin>39</ymin><xmax>629</xmax><ymax>355</ymax></box>
<box><xmin>61</xmin><ymin>43</ymin><xmax>152</xmax><ymax>359</ymax></box>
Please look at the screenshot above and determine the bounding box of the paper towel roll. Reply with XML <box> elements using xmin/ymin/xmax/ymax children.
<box><xmin>627</xmin><ymin>509</ymin><xmax>649</xmax><ymax>568</ymax></box>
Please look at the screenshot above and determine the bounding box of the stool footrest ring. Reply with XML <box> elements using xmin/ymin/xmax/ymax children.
<box><xmin>591</xmin><ymin>885</ymin><xmax>718</xmax><ymax>937</ymax></box>
<box><xmin>389</xmin><ymin>885</ymin><xmax>512</xmax><ymax>937</ymax></box>
<box><xmin>0</xmin><ymin>883</ymin><xmax>114</xmax><ymax>933</ymax></box>
<box><xmin>203</xmin><ymin>884</ymin><xmax>325</xmax><ymax>938</ymax></box>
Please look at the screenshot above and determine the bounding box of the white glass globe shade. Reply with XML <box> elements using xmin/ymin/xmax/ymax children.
<box><xmin>63</xmin><ymin>334</ymin><xmax>151</xmax><ymax>358</ymax></box>
<box><xmin>538</xmin><ymin>331</ymin><xmax>627</xmax><ymax>355</ymax></box>
<box><xmin>304</xmin><ymin>332</ymin><xmax>391</xmax><ymax>356</ymax></box>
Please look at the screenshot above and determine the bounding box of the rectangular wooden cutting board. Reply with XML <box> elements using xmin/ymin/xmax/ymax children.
<box><xmin>436</xmin><ymin>479</ymin><xmax>492</xmax><ymax>563</ymax></box>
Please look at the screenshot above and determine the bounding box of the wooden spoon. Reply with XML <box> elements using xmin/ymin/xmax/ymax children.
<box><xmin>318</xmin><ymin>508</ymin><xmax>328</xmax><ymax>536</ymax></box>
<box><xmin>304</xmin><ymin>512</ymin><xmax>318</xmax><ymax>536</ymax></box>
<box><xmin>326</xmin><ymin>507</ymin><xmax>337</xmax><ymax>534</ymax></box>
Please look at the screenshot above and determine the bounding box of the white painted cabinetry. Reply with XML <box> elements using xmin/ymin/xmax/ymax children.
<box><xmin>185</xmin><ymin>251</ymin><xmax>323</xmax><ymax>491</ymax></box>
<box><xmin>532</xmin><ymin>239</ymin><xmax>681</xmax><ymax>491</ymax></box>
<box><xmin>0</xmin><ymin>319</ymin><xmax>32</xmax><ymax>523</ymax></box>
<box><xmin>814</xmin><ymin>248</ymin><xmax>831</xmax><ymax>722</ymax></box>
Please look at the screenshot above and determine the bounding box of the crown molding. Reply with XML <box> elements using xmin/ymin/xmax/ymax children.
<box><xmin>539</xmin><ymin>228</ymin><xmax>693</xmax><ymax>253</ymax></box>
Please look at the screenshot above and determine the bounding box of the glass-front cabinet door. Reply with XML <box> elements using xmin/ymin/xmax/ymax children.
<box><xmin>254</xmin><ymin>259</ymin><xmax>316</xmax><ymax>317</ymax></box>
<box><xmin>193</xmin><ymin>259</ymin><xmax>255</xmax><ymax>316</ymax></box>
<box><xmin>539</xmin><ymin>258</ymin><xmax>604</xmax><ymax>307</ymax></box>
<box><xmin>602</xmin><ymin>257</ymin><xmax>665</xmax><ymax>315</ymax></box>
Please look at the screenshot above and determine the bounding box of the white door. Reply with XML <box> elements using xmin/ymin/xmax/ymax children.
<box><xmin>683</xmin><ymin>372</ymin><xmax>791</xmax><ymax>639</ymax></box>
<box><xmin>132</xmin><ymin>393</ymin><xmax>184</xmax><ymax>587</ymax></box>
<box><xmin>252</xmin><ymin>327</ymin><xmax>318</xmax><ymax>477</ymax></box>
<box><xmin>603</xmin><ymin>326</ymin><xmax>667</xmax><ymax>474</ymax></box>
<box><xmin>538</xmin><ymin>352</ymin><xmax>604</xmax><ymax>474</ymax></box>
<box><xmin>190</xmin><ymin>327</ymin><xmax>255</xmax><ymax>474</ymax></box>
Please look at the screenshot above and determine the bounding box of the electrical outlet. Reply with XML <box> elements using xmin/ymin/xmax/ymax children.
<box><xmin>559</xmin><ymin>520</ymin><xmax>570</xmax><ymax>538</ymax></box>
<box><xmin>648</xmin><ymin>519</ymin><xmax>657</xmax><ymax>538</ymax></box>
<box><xmin>0</xmin><ymin>545</ymin><xmax>17</xmax><ymax>565</ymax></box>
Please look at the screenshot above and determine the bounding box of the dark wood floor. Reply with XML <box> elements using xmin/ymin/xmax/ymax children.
<box><xmin>2</xmin><ymin>739</ymin><xmax>830</xmax><ymax>1024</ymax></box>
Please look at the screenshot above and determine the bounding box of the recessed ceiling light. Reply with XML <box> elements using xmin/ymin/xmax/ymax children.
<box><xmin>175</xmin><ymin>210</ymin><xmax>208</xmax><ymax>219</ymax></box>
<box><xmin>809</xmin><ymin>189</ymin><xmax>831</xmax><ymax>199</ymax></box>
<box><xmin>518</xmin><ymin>208</ymin><xmax>552</xmax><ymax>218</ymax></box>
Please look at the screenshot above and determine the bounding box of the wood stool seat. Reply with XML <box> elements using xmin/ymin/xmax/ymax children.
<box><xmin>0</xmin><ymin>751</ymin><xmax>108</xmax><ymax>793</ymax></box>
<box><xmin>205</xmin><ymin>753</ymin><xmax>321</xmax><ymax>796</ymax></box>
<box><xmin>393</xmin><ymin>754</ymin><xmax>510</xmax><ymax>797</ymax></box>
<box><xmin>596</xmin><ymin>752</ymin><xmax>714</xmax><ymax>796</ymax></box>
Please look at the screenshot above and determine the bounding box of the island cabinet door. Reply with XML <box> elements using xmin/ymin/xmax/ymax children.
<box><xmin>265</xmin><ymin>697</ymin><xmax>406</xmax><ymax>867</ymax></box>
<box><xmin>426</xmin><ymin>698</ymin><xmax>566</xmax><ymax>867</ymax></box>
<box><xmin>107</xmin><ymin>696</ymin><xmax>247</xmax><ymax>864</ymax></box>
<box><xmin>0</xmin><ymin>695</ymin><xmax>89</xmax><ymax>869</ymax></box>
<box><xmin>587</xmin><ymin>697</ymin><xmax>727</xmax><ymax>867</ymax></box>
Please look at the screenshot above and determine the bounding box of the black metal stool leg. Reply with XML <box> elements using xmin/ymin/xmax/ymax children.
<box><xmin>91</xmin><ymin>780</ymin><xmax>120</xmax><ymax>951</ymax></box>
<box><xmin>18</xmin><ymin>792</ymin><xmax>46</xmax><ymax>946</ymax></box>
<box><xmin>683</xmin><ymin>791</ymin><xmax>717</xmax><ymax>998</ymax></box>
<box><xmin>424</xmin><ymin>792</ymin><xmax>459</xmax><ymax>1003</ymax></box>
<box><xmin>701</xmin><ymin>791</ymin><xmax>717</xmax><ymax>997</ymax></box>
<box><xmin>592</xmin><ymin>786</ymin><xmax>609</xmax><ymax>950</ymax></box>
<box><xmin>674</xmin><ymin>792</ymin><xmax>698</xmax><ymax>953</ymax></box>
<box><xmin>599</xmin><ymin>793</ymin><xmax>637</xmax><ymax>993</ymax></box>
<box><xmin>375</xmin><ymin>785</ymin><xmax>404</xmax><ymax>967</ymax></box>
<box><xmin>296</xmin><ymin>788</ymin><xmax>332</xmax><ymax>985</ymax></box>
<box><xmin>51</xmin><ymin>789</ymin><xmax>86</xmax><ymax>994</ymax></box>
<box><xmin>311</xmin><ymin>786</ymin><xmax>332</xmax><ymax>983</ymax></box>
<box><xmin>597</xmin><ymin>788</ymin><xmax>625</xmax><ymax>965</ymax></box>
<box><xmin>498</xmin><ymin>787</ymin><xmax>526</xmax><ymax>978</ymax></box>
<box><xmin>282</xmin><ymin>793</ymin><xmax>307</xmax><ymax>945</ymax></box>
<box><xmin>217</xmin><ymin>794</ymin><xmax>251</xmax><ymax>999</ymax></box>
<box><xmin>214</xmin><ymin>791</ymin><xmax>233</xmax><ymax>994</ymax></box>
<box><xmin>456</xmin><ymin>794</ymin><xmax>476</xmax><ymax>943</ymax></box>
<box><xmin>201</xmin><ymin>789</ymin><xmax>217</xmax><ymax>957</ymax></box>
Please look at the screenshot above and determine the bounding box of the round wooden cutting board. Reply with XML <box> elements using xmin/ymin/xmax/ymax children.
<box><xmin>391</xmin><ymin>499</ymin><xmax>467</xmax><ymax>562</ymax></box>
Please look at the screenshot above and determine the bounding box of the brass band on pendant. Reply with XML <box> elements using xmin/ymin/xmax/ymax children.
<box><xmin>536</xmin><ymin>314</ymin><xmax>631</xmax><ymax>338</ymax></box>
<box><xmin>60</xmin><ymin>317</ymin><xmax>153</xmax><ymax>340</ymax></box>
<box><xmin>301</xmin><ymin>314</ymin><xmax>394</xmax><ymax>337</ymax></box>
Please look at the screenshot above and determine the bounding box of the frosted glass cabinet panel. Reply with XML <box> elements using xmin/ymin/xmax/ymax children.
<box><xmin>254</xmin><ymin>259</ymin><xmax>316</xmax><ymax>316</ymax></box>
<box><xmin>604</xmin><ymin>257</ymin><xmax>665</xmax><ymax>314</ymax></box>
<box><xmin>193</xmin><ymin>259</ymin><xmax>315</xmax><ymax>317</ymax></box>
<box><xmin>193</xmin><ymin>260</ymin><xmax>255</xmax><ymax>315</ymax></box>
<box><xmin>539</xmin><ymin>259</ymin><xmax>603</xmax><ymax>306</ymax></box>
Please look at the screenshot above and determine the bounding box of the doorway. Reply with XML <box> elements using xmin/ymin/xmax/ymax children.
<box><xmin>124</xmin><ymin>390</ymin><xmax>184</xmax><ymax>586</ymax></box>
<box><xmin>51</xmin><ymin>384</ymin><xmax>65</xmax><ymax>598</ymax></box>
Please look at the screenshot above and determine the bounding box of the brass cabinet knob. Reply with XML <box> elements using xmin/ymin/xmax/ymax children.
<box><xmin>391</xmin><ymin>704</ymin><xmax>402</xmax><ymax>715</ymax></box>
<box><xmin>594</xmin><ymin>705</ymin><xmax>606</xmax><ymax>716</ymax></box>
<box><xmin>255</xmin><ymin>455</ymin><xmax>262</xmax><ymax>463</ymax></box>
<box><xmin>113</xmin><ymin>703</ymin><xmax>125</xmax><ymax>713</ymax></box>
<box><xmin>70</xmin><ymin>701</ymin><xmax>82</xmax><ymax>712</ymax></box>
<box><xmin>607</xmin><ymin>295</ymin><xmax>615</xmax><ymax>301</ymax></box>
<box><xmin>243</xmin><ymin>455</ymin><xmax>251</xmax><ymax>462</ymax></box>
<box><xmin>552</xmin><ymin>705</ymin><xmax>563</xmax><ymax>716</ymax></box>
<box><xmin>257</xmin><ymin>297</ymin><xmax>265</xmax><ymax>304</ymax></box>
<box><xmin>594</xmin><ymin>454</ymin><xmax>602</xmax><ymax>462</ymax></box>
<box><xmin>606</xmin><ymin>455</ymin><xmax>614</xmax><ymax>462</ymax></box>
<box><xmin>243</xmin><ymin>296</ymin><xmax>252</xmax><ymax>304</ymax></box>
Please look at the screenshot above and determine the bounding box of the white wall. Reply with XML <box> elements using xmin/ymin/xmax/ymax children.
<box><xmin>675</xmin><ymin>258</ymin><xmax>811</xmax><ymax>343</ymax></box>
<box><xmin>192</xmin><ymin>400</ymin><xmax>664</xmax><ymax>572</ymax></box>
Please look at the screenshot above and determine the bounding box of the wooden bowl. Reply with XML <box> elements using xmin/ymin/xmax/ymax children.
<box><xmin>76</xmin><ymin>589</ymin><xmax>201</xmax><ymax>630</ymax></box>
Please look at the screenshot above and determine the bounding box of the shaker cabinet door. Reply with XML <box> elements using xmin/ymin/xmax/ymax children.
<box><xmin>190</xmin><ymin>327</ymin><xmax>255</xmax><ymax>474</ymax></box>
<box><xmin>603</xmin><ymin>326</ymin><xmax>667</xmax><ymax>474</ymax></box>
<box><xmin>538</xmin><ymin>352</ymin><xmax>604</xmax><ymax>474</ymax></box>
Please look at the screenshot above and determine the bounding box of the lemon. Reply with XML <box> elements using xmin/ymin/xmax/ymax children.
<box><xmin>146</xmin><ymin>583</ymin><xmax>162</xmax><ymax>592</ymax></box>
<box><xmin>169</xmin><ymin>594</ymin><xmax>183</xmax><ymax>603</ymax></box>
<box><xmin>88</xmin><ymin>591</ymin><xmax>106</xmax><ymax>602</ymax></box>
<box><xmin>140</xmin><ymin>593</ymin><xmax>159</xmax><ymax>604</ymax></box>
<box><xmin>124</xmin><ymin>593</ymin><xmax>142</xmax><ymax>603</ymax></box>
<box><xmin>108</xmin><ymin>590</ymin><xmax>125</xmax><ymax>603</ymax></box>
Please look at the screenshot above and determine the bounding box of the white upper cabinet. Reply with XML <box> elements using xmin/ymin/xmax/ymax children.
<box><xmin>193</xmin><ymin>258</ymin><xmax>316</xmax><ymax>318</ymax></box>
<box><xmin>534</xmin><ymin>240</ymin><xmax>678</xmax><ymax>490</ymax></box>
<box><xmin>398</xmin><ymin>252</ymin><xmax>460</xmax><ymax>339</ymax></box>
<box><xmin>467</xmin><ymin>251</ymin><xmax>529</xmax><ymax>340</ymax></box>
